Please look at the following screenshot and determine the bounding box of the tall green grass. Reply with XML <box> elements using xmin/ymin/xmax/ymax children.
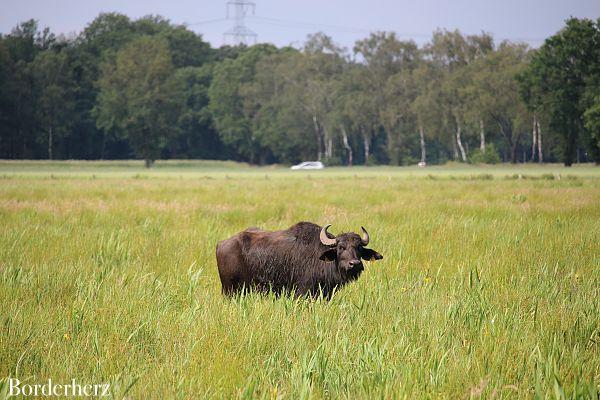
<box><xmin>0</xmin><ymin>162</ymin><xmax>598</xmax><ymax>398</ymax></box>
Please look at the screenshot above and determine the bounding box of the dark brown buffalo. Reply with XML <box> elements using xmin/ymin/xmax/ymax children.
<box><xmin>215</xmin><ymin>221</ymin><xmax>383</xmax><ymax>297</ymax></box>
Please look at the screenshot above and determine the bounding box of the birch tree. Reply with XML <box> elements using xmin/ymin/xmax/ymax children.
<box><xmin>354</xmin><ymin>32</ymin><xmax>419</xmax><ymax>164</ymax></box>
<box><xmin>32</xmin><ymin>48</ymin><xmax>75</xmax><ymax>159</ymax></box>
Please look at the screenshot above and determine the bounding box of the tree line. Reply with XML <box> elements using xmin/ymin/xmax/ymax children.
<box><xmin>1</xmin><ymin>13</ymin><xmax>598</xmax><ymax>166</ymax></box>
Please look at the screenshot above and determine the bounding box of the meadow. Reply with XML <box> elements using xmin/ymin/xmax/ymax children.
<box><xmin>0</xmin><ymin>160</ymin><xmax>598</xmax><ymax>399</ymax></box>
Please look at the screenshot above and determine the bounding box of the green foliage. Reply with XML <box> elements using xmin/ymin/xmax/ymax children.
<box><xmin>1</xmin><ymin>15</ymin><xmax>599</xmax><ymax>166</ymax></box>
<box><xmin>583</xmin><ymin>96</ymin><xmax>600</xmax><ymax>151</ymax></box>
<box><xmin>354</xmin><ymin>32</ymin><xmax>420</xmax><ymax>165</ymax></box>
<box><xmin>94</xmin><ymin>36</ymin><xmax>181</xmax><ymax>166</ymax></box>
<box><xmin>208</xmin><ymin>44</ymin><xmax>278</xmax><ymax>163</ymax></box>
<box><xmin>518</xmin><ymin>17</ymin><xmax>600</xmax><ymax>165</ymax></box>
<box><xmin>31</xmin><ymin>49</ymin><xmax>76</xmax><ymax>158</ymax></box>
<box><xmin>468</xmin><ymin>143</ymin><xmax>501</xmax><ymax>164</ymax></box>
<box><xmin>159</xmin><ymin>25</ymin><xmax>214</xmax><ymax>68</ymax></box>
<box><xmin>169</xmin><ymin>65</ymin><xmax>226</xmax><ymax>159</ymax></box>
<box><xmin>0</xmin><ymin>14</ymin><xmax>217</xmax><ymax>161</ymax></box>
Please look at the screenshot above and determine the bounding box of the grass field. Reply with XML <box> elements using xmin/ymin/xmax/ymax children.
<box><xmin>0</xmin><ymin>161</ymin><xmax>599</xmax><ymax>399</ymax></box>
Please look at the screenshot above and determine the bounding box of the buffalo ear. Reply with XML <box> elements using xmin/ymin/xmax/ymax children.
<box><xmin>361</xmin><ymin>248</ymin><xmax>383</xmax><ymax>261</ymax></box>
<box><xmin>319</xmin><ymin>249</ymin><xmax>337</xmax><ymax>262</ymax></box>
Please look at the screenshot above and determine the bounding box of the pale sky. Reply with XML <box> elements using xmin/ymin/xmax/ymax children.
<box><xmin>1</xmin><ymin>0</ymin><xmax>599</xmax><ymax>49</ymax></box>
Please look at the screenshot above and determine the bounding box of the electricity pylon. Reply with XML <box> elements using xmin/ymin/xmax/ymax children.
<box><xmin>224</xmin><ymin>1</ymin><xmax>257</xmax><ymax>45</ymax></box>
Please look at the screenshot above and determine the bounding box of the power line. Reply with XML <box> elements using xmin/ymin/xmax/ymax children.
<box><xmin>185</xmin><ymin>13</ymin><xmax>546</xmax><ymax>47</ymax></box>
<box><xmin>185</xmin><ymin>18</ymin><xmax>229</xmax><ymax>26</ymax></box>
<box><xmin>248</xmin><ymin>15</ymin><xmax>546</xmax><ymax>45</ymax></box>
<box><xmin>248</xmin><ymin>16</ymin><xmax>372</xmax><ymax>34</ymax></box>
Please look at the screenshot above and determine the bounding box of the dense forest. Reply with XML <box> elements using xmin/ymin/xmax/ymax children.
<box><xmin>0</xmin><ymin>14</ymin><xmax>599</xmax><ymax>166</ymax></box>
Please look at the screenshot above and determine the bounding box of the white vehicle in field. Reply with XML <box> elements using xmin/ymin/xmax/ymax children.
<box><xmin>290</xmin><ymin>161</ymin><xmax>324</xmax><ymax>170</ymax></box>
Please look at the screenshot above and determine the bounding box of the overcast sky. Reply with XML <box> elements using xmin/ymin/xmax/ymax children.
<box><xmin>1</xmin><ymin>0</ymin><xmax>599</xmax><ymax>49</ymax></box>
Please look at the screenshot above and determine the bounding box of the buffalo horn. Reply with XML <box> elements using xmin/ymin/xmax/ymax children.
<box><xmin>320</xmin><ymin>224</ymin><xmax>336</xmax><ymax>246</ymax></box>
<box><xmin>360</xmin><ymin>226</ymin><xmax>370</xmax><ymax>246</ymax></box>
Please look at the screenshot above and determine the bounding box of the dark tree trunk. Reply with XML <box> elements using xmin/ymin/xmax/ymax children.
<box><xmin>48</xmin><ymin>127</ymin><xmax>53</xmax><ymax>160</ymax></box>
<box><xmin>510</xmin><ymin>144</ymin><xmax>518</xmax><ymax>164</ymax></box>
<box><xmin>564</xmin><ymin>121</ymin><xmax>577</xmax><ymax>167</ymax></box>
<box><xmin>536</xmin><ymin>119</ymin><xmax>543</xmax><ymax>163</ymax></box>
<box><xmin>452</xmin><ymin>137</ymin><xmax>459</xmax><ymax>160</ymax></box>
<box><xmin>340</xmin><ymin>125</ymin><xmax>353</xmax><ymax>166</ymax></box>
<box><xmin>259</xmin><ymin>150</ymin><xmax>267</xmax><ymax>166</ymax></box>
<box><xmin>100</xmin><ymin>131</ymin><xmax>107</xmax><ymax>160</ymax></box>
<box><xmin>363</xmin><ymin>130</ymin><xmax>370</xmax><ymax>165</ymax></box>
<box><xmin>383</xmin><ymin>122</ymin><xmax>398</xmax><ymax>165</ymax></box>
<box><xmin>495</xmin><ymin>118</ymin><xmax>520</xmax><ymax>164</ymax></box>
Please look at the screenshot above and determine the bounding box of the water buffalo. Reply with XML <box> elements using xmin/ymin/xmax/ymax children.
<box><xmin>215</xmin><ymin>221</ymin><xmax>383</xmax><ymax>298</ymax></box>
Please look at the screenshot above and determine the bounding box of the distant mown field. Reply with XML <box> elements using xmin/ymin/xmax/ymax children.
<box><xmin>0</xmin><ymin>161</ymin><xmax>599</xmax><ymax>399</ymax></box>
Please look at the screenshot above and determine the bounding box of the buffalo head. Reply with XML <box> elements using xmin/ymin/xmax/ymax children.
<box><xmin>318</xmin><ymin>224</ymin><xmax>383</xmax><ymax>272</ymax></box>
